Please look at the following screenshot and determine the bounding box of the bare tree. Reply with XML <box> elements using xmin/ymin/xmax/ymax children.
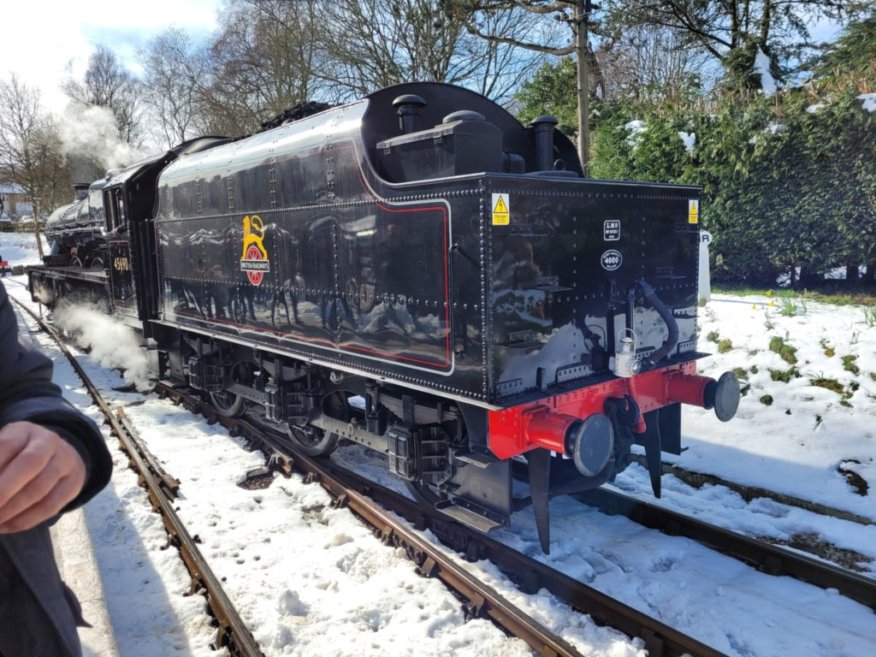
<box><xmin>0</xmin><ymin>74</ymin><xmax>41</xmax><ymax>182</ymax></box>
<box><xmin>0</xmin><ymin>74</ymin><xmax>70</xmax><ymax>257</ymax></box>
<box><xmin>0</xmin><ymin>75</ymin><xmax>71</xmax><ymax>212</ymax></box>
<box><xmin>322</xmin><ymin>0</ymin><xmax>542</xmax><ymax>102</ymax></box>
<box><xmin>149</xmin><ymin>0</ymin><xmax>542</xmax><ymax>137</ymax></box>
<box><xmin>598</xmin><ymin>26</ymin><xmax>712</xmax><ymax>103</ymax></box>
<box><xmin>444</xmin><ymin>1</ymin><xmax>602</xmax><ymax>170</ymax></box>
<box><xmin>600</xmin><ymin>0</ymin><xmax>868</xmax><ymax>88</ymax></box>
<box><xmin>27</xmin><ymin>116</ymin><xmax>73</xmax><ymax>212</ymax></box>
<box><xmin>197</xmin><ymin>0</ymin><xmax>330</xmax><ymax>135</ymax></box>
<box><xmin>463</xmin><ymin>7</ymin><xmax>551</xmax><ymax>101</ymax></box>
<box><xmin>141</xmin><ymin>28</ymin><xmax>210</xmax><ymax>147</ymax></box>
<box><xmin>63</xmin><ymin>46</ymin><xmax>143</xmax><ymax>145</ymax></box>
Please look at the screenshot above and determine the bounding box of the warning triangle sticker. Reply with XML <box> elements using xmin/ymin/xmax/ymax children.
<box><xmin>492</xmin><ymin>193</ymin><xmax>510</xmax><ymax>225</ymax></box>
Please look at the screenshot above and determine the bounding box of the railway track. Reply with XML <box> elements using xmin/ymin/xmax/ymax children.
<box><xmin>15</xmin><ymin>295</ymin><xmax>613</xmax><ymax>656</ymax></box>
<box><xmin>13</xmin><ymin>297</ymin><xmax>264</xmax><ymax>657</ymax></box>
<box><xmin>157</xmin><ymin>378</ymin><xmax>876</xmax><ymax>653</ymax></box>
<box><xmin>616</xmin><ymin>455</ymin><xmax>876</xmax><ymax>575</ymax></box>
<box><xmin>155</xmin><ymin>381</ymin><xmax>727</xmax><ymax>657</ymax></box>
<box><xmin>14</xmin><ymin>294</ymin><xmax>876</xmax><ymax>656</ymax></box>
<box><xmin>573</xmin><ymin>487</ymin><xmax>876</xmax><ymax>611</ymax></box>
<box><xmin>630</xmin><ymin>454</ymin><xmax>874</xmax><ymax>527</ymax></box>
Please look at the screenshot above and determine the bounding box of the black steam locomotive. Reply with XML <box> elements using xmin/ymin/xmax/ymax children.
<box><xmin>29</xmin><ymin>83</ymin><xmax>739</xmax><ymax>552</ymax></box>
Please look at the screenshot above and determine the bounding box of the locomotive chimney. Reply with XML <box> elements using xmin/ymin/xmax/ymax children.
<box><xmin>392</xmin><ymin>94</ymin><xmax>427</xmax><ymax>134</ymax></box>
<box><xmin>72</xmin><ymin>182</ymin><xmax>89</xmax><ymax>202</ymax></box>
<box><xmin>531</xmin><ymin>115</ymin><xmax>558</xmax><ymax>172</ymax></box>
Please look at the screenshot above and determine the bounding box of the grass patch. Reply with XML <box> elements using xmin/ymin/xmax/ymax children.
<box><xmin>717</xmin><ymin>339</ymin><xmax>733</xmax><ymax>353</ymax></box>
<box><xmin>841</xmin><ymin>355</ymin><xmax>860</xmax><ymax>375</ymax></box>
<box><xmin>770</xmin><ymin>367</ymin><xmax>800</xmax><ymax>382</ymax></box>
<box><xmin>769</xmin><ymin>336</ymin><xmax>798</xmax><ymax>365</ymax></box>
<box><xmin>713</xmin><ymin>284</ymin><xmax>876</xmax><ymax>307</ymax></box>
<box><xmin>810</xmin><ymin>377</ymin><xmax>859</xmax><ymax>406</ymax></box>
<box><xmin>819</xmin><ymin>338</ymin><xmax>835</xmax><ymax>358</ymax></box>
<box><xmin>706</xmin><ymin>330</ymin><xmax>720</xmax><ymax>343</ymax></box>
<box><xmin>777</xmin><ymin>296</ymin><xmax>807</xmax><ymax>317</ymax></box>
<box><xmin>811</xmin><ymin>377</ymin><xmax>844</xmax><ymax>394</ymax></box>
<box><xmin>759</xmin><ymin>395</ymin><xmax>774</xmax><ymax>406</ymax></box>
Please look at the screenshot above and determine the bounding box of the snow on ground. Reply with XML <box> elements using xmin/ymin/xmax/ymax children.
<box><xmin>687</xmin><ymin>294</ymin><xmax>876</xmax><ymax>519</ymax></box>
<box><xmin>2</xmin><ymin>232</ymin><xmax>875</xmax><ymax>656</ymax></box>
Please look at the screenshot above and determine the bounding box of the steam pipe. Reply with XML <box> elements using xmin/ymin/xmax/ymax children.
<box><xmin>638</xmin><ymin>278</ymin><xmax>679</xmax><ymax>368</ymax></box>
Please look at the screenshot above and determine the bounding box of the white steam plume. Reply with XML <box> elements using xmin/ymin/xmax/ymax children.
<box><xmin>53</xmin><ymin>302</ymin><xmax>152</xmax><ymax>391</ymax></box>
<box><xmin>58</xmin><ymin>103</ymin><xmax>143</xmax><ymax>171</ymax></box>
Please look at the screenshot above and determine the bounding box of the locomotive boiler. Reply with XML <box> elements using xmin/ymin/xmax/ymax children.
<box><xmin>30</xmin><ymin>82</ymin><xmax>739</xmax><ymax>552</ymax></box>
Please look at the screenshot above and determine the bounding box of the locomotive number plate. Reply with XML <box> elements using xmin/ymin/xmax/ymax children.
<box><xmin>600</xmin><ymin>249</ymin><xmax>623</xmax><ymax>271</ymax></box>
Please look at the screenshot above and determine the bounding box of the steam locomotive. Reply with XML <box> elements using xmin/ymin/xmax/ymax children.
<box><xmin>43</xmin><ymin>181</ymin><xmax>107</xmax><ymax>268</ymax></box>
<box><xmin>29</xmin><ymin>82</ymin><xmax>739</xmax><ymax>552</ymax></box>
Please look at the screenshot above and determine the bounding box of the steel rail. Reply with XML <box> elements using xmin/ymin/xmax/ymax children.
<box><xmin>631</xmin><ymin>454</ymin><xmax>874</xmax><ymax>526</ymax></box>
<box><xmin>576</xmin><ymin>487</ymin><xmax>876</xmax><ymax>612</ymax></box>
<box><xmin>156</xmin><ymin>382</ymin><xmax>724</xmax><ymax>657</ymax></box>
<box><xmin>115</xmin><ymin>407</ymin><xmax>181</xmax><ymax>500</ymax></box>
<box><xmin>13</xmin><ymin>298</ymin><xmax>265</xmax><ymax>657</ymax></box>
<box><xmin>155</xmin><ymin>383</ymin><xmax>585</xmax><ymax>657</ymax></box>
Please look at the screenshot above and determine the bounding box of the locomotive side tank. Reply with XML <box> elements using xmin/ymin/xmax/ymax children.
<box><xmin>149</xmin><ymin>83</ymin><xmax>739</xmax><ymax>551</ymax></box>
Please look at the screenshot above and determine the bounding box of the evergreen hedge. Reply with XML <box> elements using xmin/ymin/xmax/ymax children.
<box><xmin>588</xmin><ymin>78</ymin><xmax>875</xmax><ymax>286</ymax></box>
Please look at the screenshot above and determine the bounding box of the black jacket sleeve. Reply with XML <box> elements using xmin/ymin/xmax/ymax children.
<box><xmin>0</xmin><ymin>283</ymin><xmax>112</xmax><ymax>508</ymax></box>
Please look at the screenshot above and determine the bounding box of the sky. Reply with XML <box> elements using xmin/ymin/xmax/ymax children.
<box><xmin>0</xmin><ymin>1</ymin><xmax>222</xmax><ymax>112</ymax></box>
<box><xmin>2</xmin><ymin>228</ymin><xmax>875</xmax><ymax>657</ymax></box>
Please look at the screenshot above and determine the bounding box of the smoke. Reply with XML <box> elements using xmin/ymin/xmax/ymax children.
<box><xmin>52</xmin><ymin>301</ymin><xmax>152</xmax><ymax>391</ymax></box>
<box><xmin>58</xmin><ymin>103</ymin><xmax>143</xmax><ymax>177</ymax></box>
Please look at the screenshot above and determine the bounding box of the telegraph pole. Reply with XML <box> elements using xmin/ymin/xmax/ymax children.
<box><xmin>576</xmin><ymin>0</ymin><xmax>592</xmax><ymax>176</ymax></box>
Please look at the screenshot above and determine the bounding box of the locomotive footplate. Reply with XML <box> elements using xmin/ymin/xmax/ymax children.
<box><xmin>434</xmin><ymin>453</ymin><xmax>512</xmax><ymax>533</ymax></box>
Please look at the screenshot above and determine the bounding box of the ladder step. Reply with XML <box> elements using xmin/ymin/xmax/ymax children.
<box><xmin>435</xmin><ymin>500</ymin><xmax>504</xmax><ymax>533</ymax></box>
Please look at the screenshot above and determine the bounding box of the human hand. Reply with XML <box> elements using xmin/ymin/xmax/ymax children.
<box><xmin>0</xmin><ymin>421</ymin><xmax>87</xmax><ymax>533</ymax></box>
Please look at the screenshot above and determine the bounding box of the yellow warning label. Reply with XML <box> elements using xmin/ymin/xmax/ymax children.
<box><xmin>688</xmin><ymin>199</ymin><xmax>699</xmax><ymax>224</ymax></box>
<box><xmin>492</xmin><ymin>193</ymin><xmax>510</xmax><ymax>225</ymax></box>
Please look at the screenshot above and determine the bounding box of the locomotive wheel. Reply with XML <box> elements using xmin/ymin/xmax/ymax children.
<box><xmin>208</xmin><ymin>362</ymin><xmax>253</xmax><ymax>418</ymax></box>
<box><xmin>286</xmin><ymin>425</ymin><xmax>339</xmax><ymax>456</ymax></box>
<box><xmin>285</xmin><ymin>391</ymin><xmax>348</xmax><ymax>457</ymax></box>
<box><xmin>209</xmin><ymin>390</ymin><xmax>246</xmax><ymax>417</ymax></box>
<box><xmin>405</xmin><ymin>479</ymin><xmax>446</xmax><ymax>507</ymax></box>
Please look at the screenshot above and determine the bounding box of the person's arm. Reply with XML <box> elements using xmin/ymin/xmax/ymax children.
<box><xmin>0</xmin><ymin>283</ymin><xmax>112</xmax><ymax>533</ymax></box>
